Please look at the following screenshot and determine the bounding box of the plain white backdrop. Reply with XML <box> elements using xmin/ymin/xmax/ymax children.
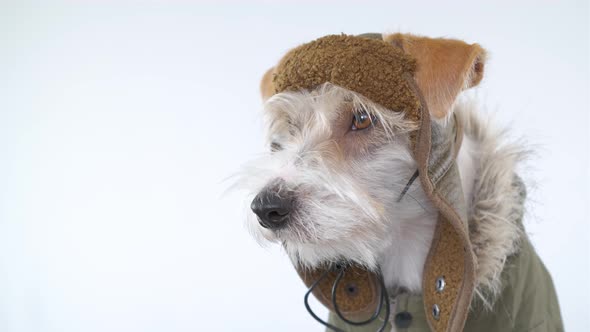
<box><xmin>0</xmin><ymin>1</ymin><xmax>588</xmax><ymax>331</ymax></box>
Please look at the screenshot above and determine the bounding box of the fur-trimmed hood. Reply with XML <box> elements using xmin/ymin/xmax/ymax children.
<box><xmin>455</xmin><ymin>103</ymin><xmax>527</xmax><ymax>304</ymax></box>
<box><xmin>455</xmin><ymin>103</ymin><xmax>527</xmax><ymax>306</ymax></box>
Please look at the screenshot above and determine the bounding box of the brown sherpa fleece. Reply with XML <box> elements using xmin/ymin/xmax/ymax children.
<box><xmin>298</xmin><ymin>264</ymin><xmax>379</xmax><ymax>319</ymax></box>
<box><xmin>273</xmin><ymin>34</ymin><xmax>422</xmax><ymax>123</ymax></box>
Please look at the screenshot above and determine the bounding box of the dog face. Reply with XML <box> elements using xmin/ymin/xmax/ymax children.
<box><xmin>240</xmin><ymin>33</ymin><xmax>486</xmax><ymax>272</ymax></box>
<box><xmin>241</xmin><ymin>83</ymin><xmax>433</xmax><ymax>269</ymax></box>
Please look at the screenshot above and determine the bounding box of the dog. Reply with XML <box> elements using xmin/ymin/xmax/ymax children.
<box><xmin>237</xmin><ymin>33</ymin><xmax>563</xmax><ymax>331</ymax></box>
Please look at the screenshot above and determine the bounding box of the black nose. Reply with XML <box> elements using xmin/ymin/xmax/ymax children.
<box><xmin>250</xmin><ymin>189</ymin><xmax>293</xmax><ymax>229</ymax></box>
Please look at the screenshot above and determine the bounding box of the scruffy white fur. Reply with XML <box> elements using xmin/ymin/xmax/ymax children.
<box><xmin>456</xmin><ymin>102</ymin><xmax>527</xmax><ymax>306</ymax></box>
<box><xmin>236</xmin><ymin>84</ymin><xmax>526</xmax><ymax>301</ymax></box>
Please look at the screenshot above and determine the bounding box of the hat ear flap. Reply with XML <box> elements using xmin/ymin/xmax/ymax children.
<box><xmin>260</xmin><ymin>67</ymin><xmax>276</xmax><ymax>101</ymax></box>
<box><xmin>384</xmin><ymin>33</ymin><xmax>486</xmax><ymax>119</ymax></box>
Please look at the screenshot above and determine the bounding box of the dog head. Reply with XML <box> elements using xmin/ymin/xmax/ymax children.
<box><xmin>241</xmin><ymin>33</ymin><xmax>485</xmax><ymax>270</ymax></box>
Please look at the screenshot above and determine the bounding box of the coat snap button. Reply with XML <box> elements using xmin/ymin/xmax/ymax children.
<box><xmin>394</xmin><ymin>312</ymin><xmax>413</xmax><ymax>328</ymax></box>
<box><xmin>435</xmin><ymin>276</ymin><xmax>445</xmax><ymax>292</ymax></box>
<box><xmin>432</xmin><ymin>304</ymin><xmax>441</xmax><ymax>320</ymax></box>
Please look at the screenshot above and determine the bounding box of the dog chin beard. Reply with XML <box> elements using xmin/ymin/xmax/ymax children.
<box><xmin>283</xmin><ymin>237</ymin><xmax>383</xmax><ymax>271</ymax></box>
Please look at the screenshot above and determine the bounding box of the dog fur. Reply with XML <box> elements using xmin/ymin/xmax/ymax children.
<box><xmin>236</xmin><ymin>82</ymin><xmax>527</xmax><ymax>307</ymax></box>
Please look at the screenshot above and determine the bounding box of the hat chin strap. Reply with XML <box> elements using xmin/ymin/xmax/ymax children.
<box><xmin>398</xmin><ymin>112</ymin><xmax>463</xmax><ymax>202</ymax></box>
<box><xmin>304</xmin><ymin>263</ymin><xmax>390</xmax><ymax>332</ymax></box>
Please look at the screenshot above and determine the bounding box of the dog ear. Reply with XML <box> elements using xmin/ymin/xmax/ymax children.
<box><xmin>260</xmin><ymin>67</ymin><xmax>276</xmax><ymax>101</ymax></box>
<box><xmin>384</xmin><ymin>33</ymin><xmax>486</xmax><ymax>119</ymax></box>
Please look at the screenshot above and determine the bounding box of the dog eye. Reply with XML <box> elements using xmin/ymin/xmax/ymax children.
<box><xmin>352</xmin><ymin>111</ymin><xmax>375</xmax><ymax>131</ymax></box>
<box><xmin>270</xmin><ymin>142</ymin><xmax>283</xmax><ymax>152</ymax></box>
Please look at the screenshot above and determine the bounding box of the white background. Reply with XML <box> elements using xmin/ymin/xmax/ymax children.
<box><xmin>0</xmin><ymin>1</ymin><xmax>588</xmax><ymax>331</ymax></box>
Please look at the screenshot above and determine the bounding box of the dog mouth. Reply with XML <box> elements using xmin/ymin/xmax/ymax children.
<box><xmin>250</xmin><ymin>181</ymin><xmax>383</xmax><ymax>251</ymax></box>
<box><xmin>254</xmin><ymin>199</ymin><xmax>378</xmax><ymax>247</ymax></box>
<box><xmin>255</xmin><ymin>211</ymin><xmax>290</xmax><ymax>229</ymax></box>
<box><xmin>265</xmin><ymin>217</ymin><xmax>318</xmax><ymax>244</ymax></box>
